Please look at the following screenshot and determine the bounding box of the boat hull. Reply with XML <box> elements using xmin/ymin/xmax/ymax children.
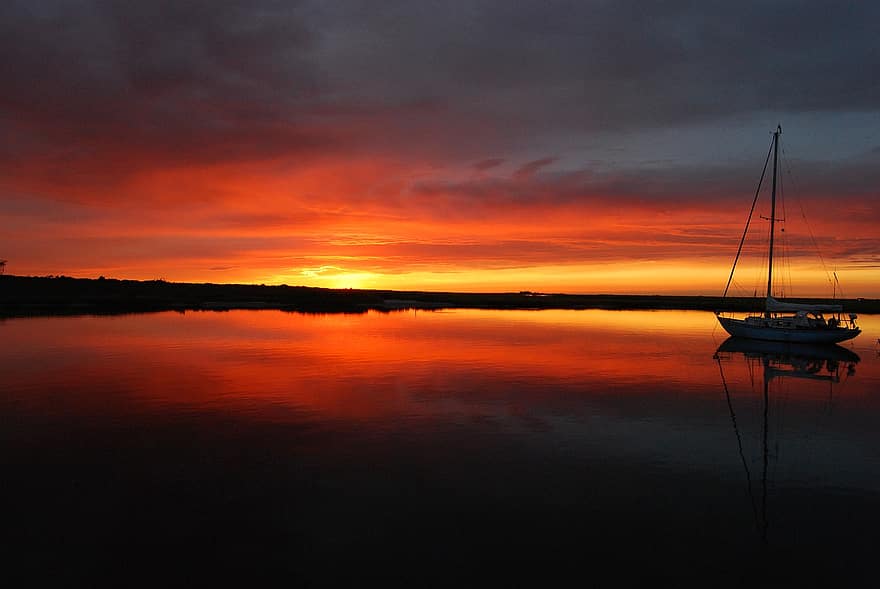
<box><xmin>717</xmin><ymin>316</ymin><xmax>860</xmax><ymax>344</ymax></box>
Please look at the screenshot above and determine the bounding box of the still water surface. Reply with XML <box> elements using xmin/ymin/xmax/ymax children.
<box><xmin>4</xmin><ymin>309</ymin><xmax>879</xmax><ymax>586</ymax></box>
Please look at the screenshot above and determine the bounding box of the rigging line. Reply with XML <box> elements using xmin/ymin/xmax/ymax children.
<box><xmin>722</xmin><ymin>136</ymin><xmax>775</xmax><ymax>299</ymax></box>
<box><xmin>778</xmin><ymin>147</ymin><xmax>793</xmax><ymax>293</ymax></box>
<box><xmin>757</xmin><ymin>233</ymin><xmax>770</xmax><ymax>303</ymax></box>
<box><xmin>715</xmin><ymin>354</ymin><xmax>760</xmax><ymax>528</ymax></box>
<box><xmin>747</xmin><ymin>357</ymin><xmax>756</xmax><ymax>396</ymax></box>
<box><xmin>833</xmin><ymin>270</ymin><xmax>846</xmax><ymax>300</ymax></box>
<box><xmin>778</xmin><ymin>158</ymin><xmax>793</xmax><ymax>297</ymax></box>
<box><xmin>731</xmin><ymin>277</ymin><xmax>747</xmax><ymax>297</ymax></box>
<box><xmin>781</xmin><ymin>144</ymin><xmax>836</xmax><ymax>289</ymax></box>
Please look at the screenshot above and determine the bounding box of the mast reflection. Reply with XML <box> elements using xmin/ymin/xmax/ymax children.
<box><xmin>713</xmin><ymin>337</ymin><xmax>860</xmax><ymax>544</ymax></box>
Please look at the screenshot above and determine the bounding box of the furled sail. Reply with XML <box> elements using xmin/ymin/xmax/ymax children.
<box><xmin>765</xmin><ymin>296</ymin><xmax>842</xmax><ymax>314</ymax></box>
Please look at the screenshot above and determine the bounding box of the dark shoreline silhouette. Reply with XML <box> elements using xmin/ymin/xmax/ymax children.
<box><xmin>2</xmin><ymin>274</ymin><xmax>878</xmax><ymax>318</ymax></box>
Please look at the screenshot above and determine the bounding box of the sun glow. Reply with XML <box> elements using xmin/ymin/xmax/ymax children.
<box><xmin>321</xmin><ymin>272</ymin><xmax>379</xmax><ymax>290</ymax></box>
<box><xmin>267</xmin><ymin>267</ymin><xmax>383</xmax><ymax>290</ymax></box>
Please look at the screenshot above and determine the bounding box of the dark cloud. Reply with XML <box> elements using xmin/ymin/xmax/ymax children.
<box><xmin>311</xmin><ymin>0</ymin><xmax>880</xmax><ymax>135</ymax></box>
<box><xmin>1</xmin><ymin>0</ymin><xmax>878</xmax><ymax>213</ymax></box>
<box><xmin>410</xmin><ymin>153</ymin><xmax>880</xmax><ymax>216</ymax></box>
<box><xmin>513</xmin><ymin>157</ymin><xmax>557</xmax><ymax>180</ymax></box>
<box><xmin>0</xmin><ymin>0</ymin><xmax>331</xmax><ymax>180</ymax></box>
<box><xmin>472</xmin><ymin>158</ymin><xmax>505</xmax><ymax>171</ymax></box>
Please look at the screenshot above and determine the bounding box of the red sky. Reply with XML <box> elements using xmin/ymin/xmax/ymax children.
<box><xmin>2</xmin><ymin>1</ymin><xmax>879</xmax><ymax>296</ymax></box>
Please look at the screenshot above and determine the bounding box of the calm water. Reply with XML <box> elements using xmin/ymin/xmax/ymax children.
<box><xmin>4</xmin><ymin>309</ymin><xmax>879</xmax><ymax>586</ymax></box>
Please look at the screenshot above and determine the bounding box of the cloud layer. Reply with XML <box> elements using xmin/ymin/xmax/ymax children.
<box><xmin>1</xmin><ymin>1</ymin><xmax>878</xmax><ymax>294</ymax></box>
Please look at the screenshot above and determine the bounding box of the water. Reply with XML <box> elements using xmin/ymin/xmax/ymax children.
<box><xmin>3</xmin><ymin>309</ymin><xmax>879</xmax><ymax>586</ymax></box>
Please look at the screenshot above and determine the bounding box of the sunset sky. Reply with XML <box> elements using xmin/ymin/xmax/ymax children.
<box><xmin>2</xmin><ymin>0</ymin><xmax>878</xmax><ymax>296</ymax></box>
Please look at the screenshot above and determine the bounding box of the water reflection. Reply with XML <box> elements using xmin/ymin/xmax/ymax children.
<box><xmin>714</xmin><ymin>338</ymin><xmax>861</xmax><ymax>548</ymax></box>
<box><xmin>2</xmin><ymin>311</ymin><xmax>878</xmax><ymax>585</ymax></box>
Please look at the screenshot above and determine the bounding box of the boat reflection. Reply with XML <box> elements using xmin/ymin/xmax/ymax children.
<box><xmin>716</xmin><ymin>337</ymin><xmax>860</xmax><ymax>378</ymax></box>
<box><xmin>713</xmin><ymin>338</ymin><xmax>860</xmax><ymax>544</ymax></box>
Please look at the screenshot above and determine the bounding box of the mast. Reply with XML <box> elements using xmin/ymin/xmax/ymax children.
<box><xmin>765</xmin><ymin>125</ymin><xmax>781</xmax><ymax>317</ymax></box>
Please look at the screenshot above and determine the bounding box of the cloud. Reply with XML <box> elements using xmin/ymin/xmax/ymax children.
<box><xmin>309</xmin><ymin>1</ymin><xmax>880</xmax><ymax>137</ymax></box>
<box><xmin>4</xmin><ymin>0</ymin><xmax>879</xmax><ymax>177</ymax></box>
<box><xmin>0</xmin><ymin>0</ymin><xmax>334</xmax><ymax>185</ymax></box>
<box><xmin>513</xmin><ymin>157</ymin><xmax>557</xmax><ymax>181</ymax></box>
<box><xmin>472</xmin><ymin>158</ymin><xmax>505</xmax><ymax>171</ymax></box>
<box><xmin>1</xmin><ymin>1</ymin><xmax>878</xmax><ymax>292</ymax></box>
<box><xmin>300</xmin><ymin>265</ymin><xmax>346</xmax><ymax>278</ymax></box>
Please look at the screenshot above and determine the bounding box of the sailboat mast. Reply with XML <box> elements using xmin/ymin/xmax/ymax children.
<box><xmin>765</xmin><ymin>125</ymin><xmax>781</xmax><ymax>316</ymax></box>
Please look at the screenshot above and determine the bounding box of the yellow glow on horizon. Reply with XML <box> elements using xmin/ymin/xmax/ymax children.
<box><xmin>253</xmin><ymin>259</ymin><xmax>880</xmax><ymax>297</ymax></box>
<box><xmin>269</xmin><ymin>268</ymin><xmax>383</xmax><ymax>290</ymax></box>
<box><xmin>322</xmin><ymin>272</ymin><xmax>380</xmax><ymax>290</ymax></box>
<box><xmin>261</xmin><ymin>261</ymin><xmax>728</xmax><ymax>294</ymax></box>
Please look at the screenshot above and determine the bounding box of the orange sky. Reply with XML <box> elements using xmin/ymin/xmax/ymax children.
<box><xmin>2</xmin><ymin>2</ymin><xmax>878</xmax><ymax>297</ymax></box>
<box><xmin>4</xmin><ymin>151</ymin><xmax>877</xmax><ymax>296</ymax></box>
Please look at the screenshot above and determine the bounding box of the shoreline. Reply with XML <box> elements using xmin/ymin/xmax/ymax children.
<box><xmin>3</xmin><ymin>274</ymin><xmax>879</xmax><ymax>317</ymax></box>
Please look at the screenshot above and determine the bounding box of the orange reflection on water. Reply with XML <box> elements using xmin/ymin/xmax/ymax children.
<box><xmin>2</xmin><ymin>309</ymin><xmax>877</xmax><ymax>423</ymax></box>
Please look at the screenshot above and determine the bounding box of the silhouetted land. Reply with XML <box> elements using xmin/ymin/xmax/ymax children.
<box><xmin>2</xmin><ymin>274</ymin><xmax>879</xmax><ymax>317</ymax></box>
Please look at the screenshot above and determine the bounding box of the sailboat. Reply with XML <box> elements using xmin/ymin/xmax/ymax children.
<box><xmin>716</xmin><ymin>125</ymin><xmax>861</xmax><ymax>344</ymax></box>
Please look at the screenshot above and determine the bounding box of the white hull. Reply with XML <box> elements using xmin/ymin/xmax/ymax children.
<box><xmin>717</xmin><ymin>316</ymin><xmax>860</xmax><ymax>344</ymax></box>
